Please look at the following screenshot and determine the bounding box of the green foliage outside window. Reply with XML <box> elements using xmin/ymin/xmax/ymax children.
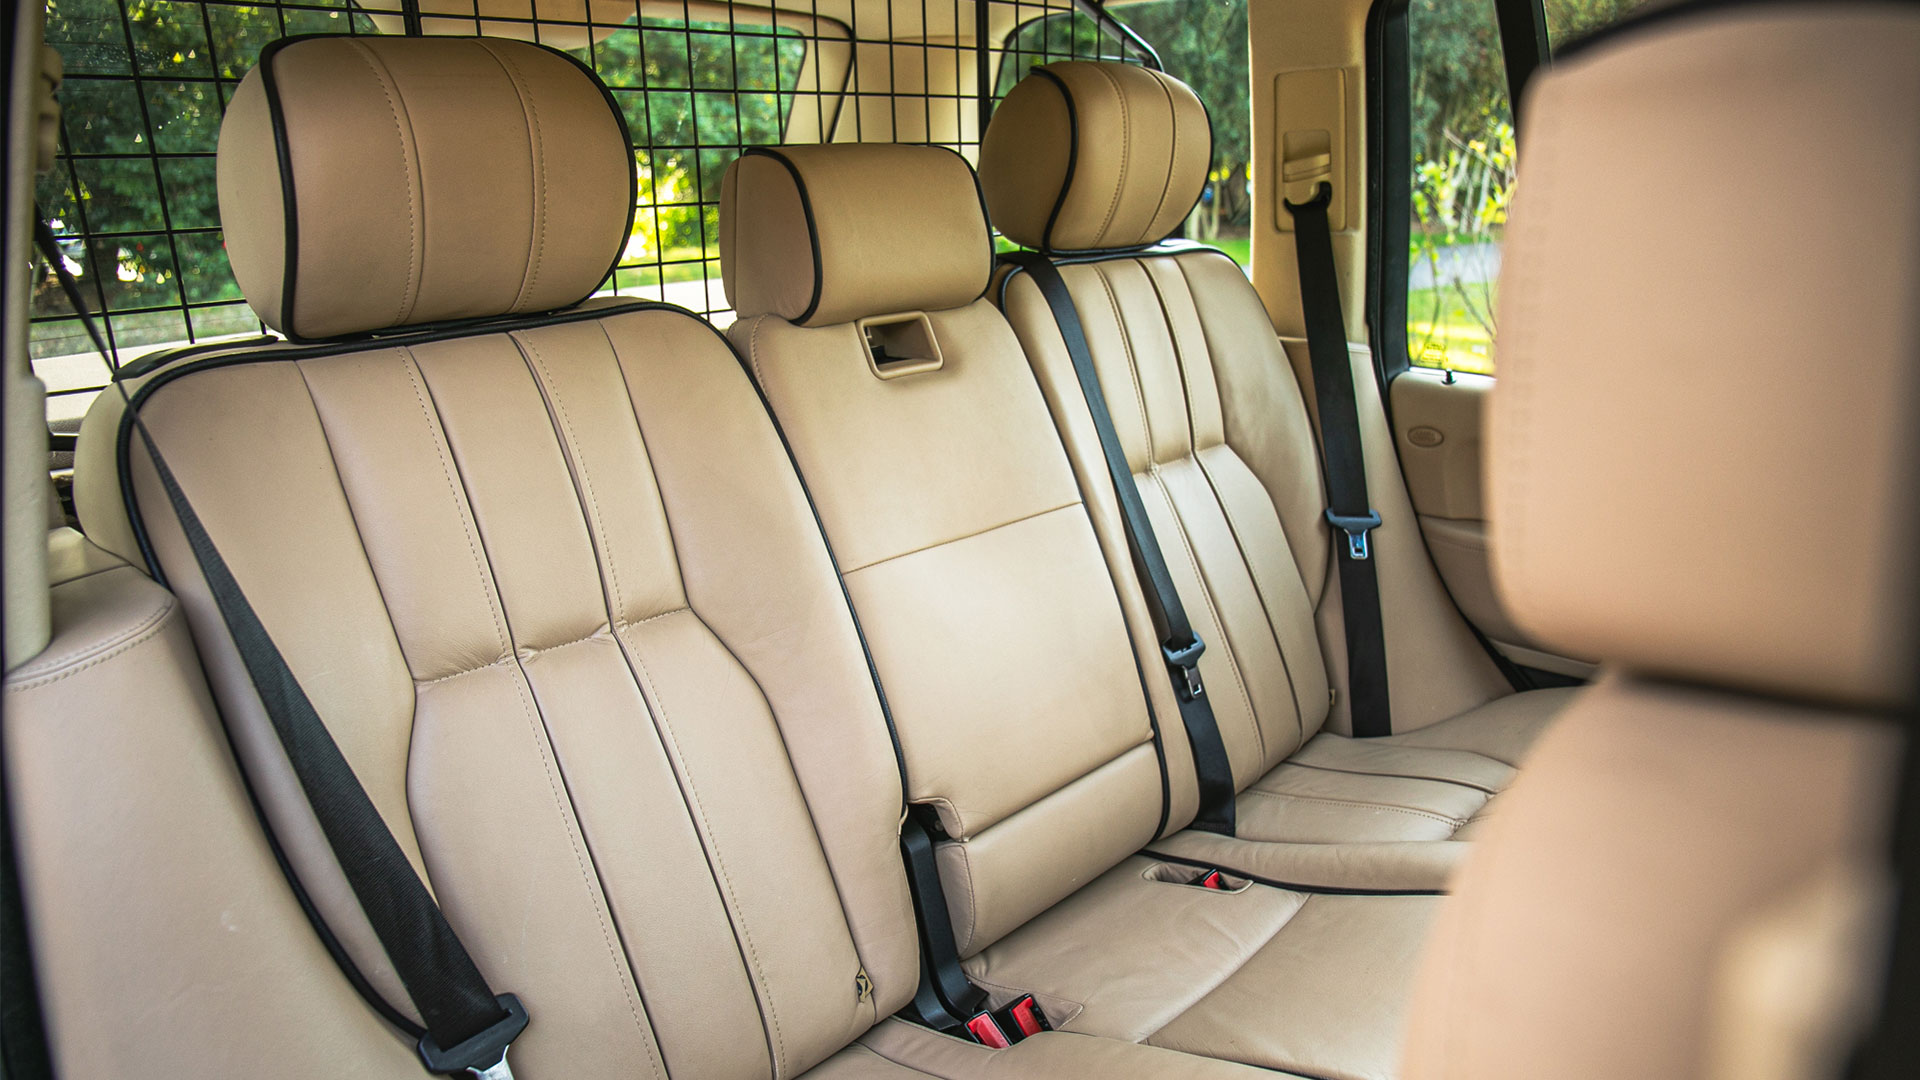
<box><xmin>1407</xmin><ymin>0</ymin><xmax>1648</xmax><ymax>374</ymax></box>
<box><xmin>996</xmin><ymin>0</ymin><xmax>1250</xmax><ymax>252</ymax></box>
<box><xmin>32</xmin><ymin>0</ymin><xmax>803</xmax><ymax>378</ymax></box>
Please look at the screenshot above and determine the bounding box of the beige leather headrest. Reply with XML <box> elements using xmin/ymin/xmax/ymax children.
<box><xmin>1488</xmin><ymin>4</ymin><xmax>1920</xmax><ymax>709</ymax></box>
<box><xmin>719</xmin><ymin>144</ymin><xmax>993</xmax><ymax>326</ymax></box>
<box><xmin>217</xmin><ymin>36</ymin><xmax>634</xmax><ymax>340</ymax></box>
<box><xmin>978</xmin><ymin>61</ymin><xmax>1210</xmax><ymax>253</ymax></box>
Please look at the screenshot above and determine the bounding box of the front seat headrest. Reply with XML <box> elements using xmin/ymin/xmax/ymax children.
<box><xmin>1487</xmin><ymin>2</ymin><xmax>1920</xmax><ymax>709</ymax></box>
<box><xmin>217</xmin><ymin>36</ymin><xmax>635</xmax><ymax>341</ymax></box>
<box><xmin>978</xmin><ymin>61</ymin><xmax>1210</xmax><ymax>254</ymax></box>
<box><xmin>718</xmin><ymin>143</ymin><xmax>994</xmax><ymax>327</ymax></box>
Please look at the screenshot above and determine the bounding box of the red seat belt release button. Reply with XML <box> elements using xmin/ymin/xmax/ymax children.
<box><xmin>1199</xmin><ymin>869</ymin><xmax>1228</xmax><ymax>890</ymax></box>
<box><xmin>964</xmin><ymin>1011</ymin><xmax>1013</xmax><ymax>1049</ymax></box>
<box><xmin>1006</xmin><ymin>994</ymin><xmax>1051</xmax><ymax>1038</ymax></box>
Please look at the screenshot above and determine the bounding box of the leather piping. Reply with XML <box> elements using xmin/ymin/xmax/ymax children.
<box><xmin>253</xmin><ymin>36</ymin><xmax>640</xmax><ymax>344</ymax></box>
<box><xmin>740</xmin><ymin>147</ymin><xmax>826</xmax><ymax>324</ymax></box>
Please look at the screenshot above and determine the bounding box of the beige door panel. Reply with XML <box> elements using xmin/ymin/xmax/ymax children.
<box><xmin>1391</xmin><ymin>369</ymin><xmax>1596</xmax><ymax>677</ymax></box>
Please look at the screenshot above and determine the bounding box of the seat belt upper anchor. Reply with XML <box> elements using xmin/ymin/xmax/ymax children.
<box><xmin>416</xmin><ymin>993</ymin><xmax>529</xmax><ymax>1079</ymax></box>
<box><xmin>1163</xmin><ymin>636</ymin><xmax>1207</xmax><ymax>700</ymax></box>
<box><xmin>1326</xmin><ymin>510</ymin><xmax>1382</xmax><ymax>561</ymax></box>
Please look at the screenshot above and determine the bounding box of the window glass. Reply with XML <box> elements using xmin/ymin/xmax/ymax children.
<box><xmin>35</xmin><ymin>0</ymin><xmax>379</xmax><ymax>431</ymax></box>
<box><xmin>572</xmin><ymin>20</ymin><xmax>808</xmax><ymax>317</ymax></box>
<box><xmin>1546</xmin><ymin>0</ymin><xmax>1653</xmax><ymax>51</ymax></box>
<box><xmin>1404</xmin><ymin>0</ymin><xmax>1655</xmax><ymax>374</ymax></box>
<box><xmin>1405</xmin><ymin>0</ymin><xmax>1511</xmax><ymax>375</ymax></box>
<box><xmin>993</xmin><ymin>0</ymin><xmax>1251</xmax><ymax>267</ymax></box>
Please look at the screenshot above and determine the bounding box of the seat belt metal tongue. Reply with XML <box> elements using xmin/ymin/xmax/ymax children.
<box><xmin>1326</xmin><ymin>510</ymin><xmax>1382</xmax><ymax>561</ymax></box>
<box><xmin>1283</xmin><ymin>182</ymin><xmax>1393</xmax><ymax>738</ymax></box>
<box><xmin>1163</xmin><ymin>635</ymin><xmax>1206</xmax><ymax>700</ymax></box>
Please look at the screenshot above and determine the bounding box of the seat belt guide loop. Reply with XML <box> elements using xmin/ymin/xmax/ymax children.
<box><xmin>1326</xmin><ymin>510</ymin><xmax>1382</xmax><ymax>561</ymax></box>
<box><xmin>1162</xmin><ymin>635</ymin><xmax>1207</xmax><ymax>701</ymax></box>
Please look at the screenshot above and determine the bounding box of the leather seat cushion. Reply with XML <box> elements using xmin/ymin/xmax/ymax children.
<box><xmin>1148</xmin><ymin>688</ymin><xmax>1575</xmax><ymax>889</ymax></box>
<box><xmin>964</xmin><ymin>855</ymin><xmax>1436</xmax><ymax>1079</ymax></box>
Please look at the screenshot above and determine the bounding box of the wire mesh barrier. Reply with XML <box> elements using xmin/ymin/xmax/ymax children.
<box><xmin>30</xmin><ymin>0</ymin><xmax>1160</xmax><ymax>433</ymax></box>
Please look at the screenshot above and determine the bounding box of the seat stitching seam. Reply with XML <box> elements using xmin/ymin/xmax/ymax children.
<box><xmin>479</xmin><ymin>41</ymin><xmax>549</xmax><ymax>312</ymax></box>
<box><xmin>952</xmin><ymin>841</ymin><xmax>980</xmax><ymax>957</ymax></box>
<box><xmin>622</xmin><ymin>643</ymin><xmax>790</xmax><ymax>1072</ymax></box>
<box><xmin>1280</xmin><ymin>758</ymin><xmax>1504</xmax><ymax>795</ymax></box>
<box><xmin>1155</xmin><ymin>256</ymin><xmax>1313</xmax><ymax>742</ymax></box>
<box><xmin>1090</xmin><ymin>64</ymin><xmax>1129</xmax><ymax>246</ymax></box>
<box><xmin>348</xmin><ymin>42</ymin><xmax>419</xmax><ymax>325</ymax></box>
<box><xmin>414</xmin><ymin>622</ymin><xmax>651</xmax><ymax>687</ymax></box>
<box><xmin>401</xmin><ymin>347</ymin><xmax>665</xmax><ymax>1074</ymax></box>
<box><xmin>1167</xmin><ymin>252</ymin><xmax>1325</xmax><ymax>612</ymax></box>
<box><xmin>516</xmin><ymin>333</ymin><xmax>629</xmax><ymax>626</ymax></box>
<box><xmin>841</xmin><ymin>500</ymin><xmax>1081</xmax><ymax>575</ymax></box>
<box><xmin>505</xmin><ymin>665</ymin><xmax>668</xmax><ymax>1079</ymax></box>
<box><xmin>415</xmin><ymin>656</ymin><xmax>512</xmax><ymax>688</ymax></box>
<box><xmin>747</xmin><ymin>316</ymin><xmax>770</xmax><ymax>388</ymax></box>
<box><xmin>4</xmin><ymin>595</ymin><xmax>175</xmax><ymax>691</ymax></box>
<box><xmin>1150</xmin><ymin>467</ymin><xmax>1264</xmax><ymax>768</ymax></box>
<box><xmin>1143</xmin><ymin>256</ymin><xmax>1304</xmax><ymax>755</ymax></box>
<box><xmin>1144</xmin><ymin>892</ymin><xmax>1311</xmax><ymax>1042</ymax></box>
<box><xmin>1197</xmin><ymin>445</ymin><xmax>1309</xmax><ymax>747</ymax></box>
<box><xmin>1238</xmin><ymin>788</ymin><xmax>1467</xmax><ymax>826</ymax></box>
<box><xmin>1092</xmin><ymin>264</ymin><xmax>1155</xmax><ymax>466</ymax></box>
<box><xmin>1144</xmin><ymin>70</ymin><xmax>1182</xmax><ymax>237</ymax></box>
<box><xmin>402</xmin><ymin>352</ymin><xmax>512</xmax><ymax>654</ymax></box>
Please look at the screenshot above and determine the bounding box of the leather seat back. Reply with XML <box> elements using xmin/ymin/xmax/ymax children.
<box><xmin>1402</xmin><ymin>6</ymin><xmax>1920</xmax><ymax>1077</ymax></box>
<box><xmin>68</xmin><ymin>37</ymin><xmax>918</xmax><ymax>1077</ymax></box>
<box><xmin>981</xmin><ymin>62</ymin><xmax>1512</xmax><ymax>799</ymax></box>
<box><xmin>722</xmin><ymin>143</ymin><xmax>1171</xmax><ymax>956</ymax></box>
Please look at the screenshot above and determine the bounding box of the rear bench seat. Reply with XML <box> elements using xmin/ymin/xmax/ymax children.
<box><xmin>724</xmin><ymin>144</ymin><xmax>1447</xmax><ymax>1079</ymax></box>
<box><xmin>978</xmin><ymin>61</ymin><xmax>1576</xmax><ymax>887</ymax></box>
<box><xmin>16</xmin><ymin>36</ymin><xmax>1279</xmax><ymax>1079</ymax></box>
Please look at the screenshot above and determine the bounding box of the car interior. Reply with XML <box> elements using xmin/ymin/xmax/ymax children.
<box><xmin>0</xmin><ymin>0</ymin><xmax>1916</xmax><ymax>1077</ymax></box>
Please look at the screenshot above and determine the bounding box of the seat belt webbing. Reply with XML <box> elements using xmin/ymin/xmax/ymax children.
<box><xmin>1283</xmin><ymin>183</ymin><xmax>1392</xmax><ymax>738</ymax></box>
<box><xmin>1005</xmin><ymin>251</ymin><xmax>1237</xmax><ymax>835</ymax></box>
<box><xmin>34</xmin><ymin>218</ymin><xmax>526</xmax><ymax>1079</ymax></box>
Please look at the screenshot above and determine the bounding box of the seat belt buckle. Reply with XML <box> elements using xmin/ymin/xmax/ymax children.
<box><xmin>964</xmin><ymin>1009</ymin><xmax>1015</xmax><ymax>1048</ymax></box>
<box><xmin>416</xmin><ymin>993</ymin><xmax>529</xmax><ymax>1079</ymax></box>
<box><xmin>999</xmin><ymin>994</ymin><xmax>1052</xmax><ymax>1039</ymax></box>
<box><xmin>964</xmin><ymin>995</ymin><xmax>1052</xmax><ymax>1047</ymax></box>
<box><xmin>1162</xmin><ymin>635</ymin><xmax>1207</xmax><ymax>701</ymax></box>
<box><xmin>1326</xmin><ymin>510</ymin><xmax>1382</xmax><ymax>561</ymax></box>
<box><xmin>1197</xmin><ymin>869</ymin><xmax>1229</xmax><ymax>890</ymax></box>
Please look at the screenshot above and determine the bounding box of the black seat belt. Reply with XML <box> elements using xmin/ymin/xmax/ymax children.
<box><xmin>1283</xmin><ymin>183</ymin><xmax>1392</xmax><ymax>738</ymax></box>
<box><xmin>34</xmin><ymin>218</ymin><xmax>527</xmax><ymax>1079</ymax></box>
<box><xmin>1004</xmin><ymin>251</ymin><xmax>1237</xmax><ymax>835</ymax></box>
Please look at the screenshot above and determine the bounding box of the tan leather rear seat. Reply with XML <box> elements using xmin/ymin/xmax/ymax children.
<box><xmin>977</xmin><ymin>61</ymin><xmax>1575</xmax><ymax>890</ymax></box>
<box><xmin>724</xmin><ymin>142</ymin><xmax>1444</xmax><ymax>1079</ymax></box>
<box><xmin>11</xmin><ymin>35</ymin><xmax>1281</xmax><ymax>1079</ymax></box>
